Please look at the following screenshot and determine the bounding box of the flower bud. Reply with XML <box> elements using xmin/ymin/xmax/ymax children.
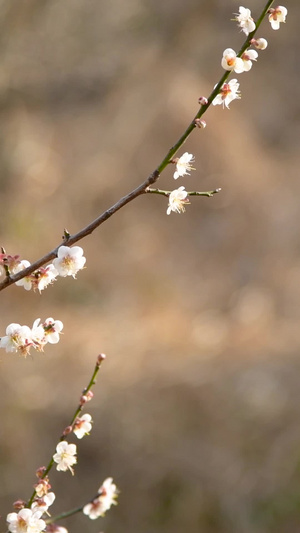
<box><xmin>251</xmin><ymin>37</ymin><xmax>268</xmax><ymax>50</ymax></box>
<box><xmin>195</xmin><ymin>118</ymin><xmax>207</xmax><ymax>129</ymax></box>
<box><xmin>13</xmin><ymin>500</ymin><xmax>26</xmax><ymax>510</ymax></box>
<box><xmin>198</xmin><ymin>96</ymin><xmax>208</xmax><ymax>106</ymax></box>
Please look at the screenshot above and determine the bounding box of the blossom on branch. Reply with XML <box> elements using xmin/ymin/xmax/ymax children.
<box><xmin>31</xmin><ymin>492</ymin><xmax>56</xmax><ymax>515</ymax></box>
<box><xmin>83</xmin><ymin>477</ymin><xmax>118</xmax><ymax>519</ymax></box>
<box><xmin>14</xmin><ymin>260</ymin><xmax>33</xmax><ymax>290</ymax></box>
<box><xmin>234</xmin><ymin>6</ymin><xmax>256</xmax><ymax>35</ymax></box>
<box><xmin>53</xmin><ymin>441</ymin><xmax>77</xmax><ymax>475</ymax></box>
<box><xmin>212</xmin><ymin>79</ymin><xmax>241</xmax><ymax>109</ymax></box>
<box><xmin>53</xmin><ymin>246</ymin><xmax>86</xmax><ymax>278</ymax></box>
<box><xmin>0</xmin><ymin>323</ymin><xmax>33</xmax><ymax>356</ymax></box>
<box><xmin>221</xmin><ymin>49</ymin><xmax>245</xmax><ymax>73</ymax></box>
<box><xmin>268</xmin><ymin>6</ymin><xmax>287</xmax><ymax>30</ymax></box>
<box><xmin>73</xmin><ymin>413</ymin><xmax>93</xmax><ymax>439</ymax></box>
<box><xmin>167</xmin><ymin>186</ymin><xmax>190</xmax><ymax>215</ymax></box>
<box><xmin>173</xmin><ymin>152</ymin><xmax>195</xmax><ymax>180</ymax></box>
<box><xmin>43</xmin><ymin>317</ymin><xmax>64</xmax><ymax>344</ymax></box>
<box><xmin>241</xmin><ymin>49</ymin><xmax>258</xmax><ymax>71</ymax></box>
<box><xmin>7</xmin><ymin>508</ymin><xmax>46</xmax><ymax>533</ymax></box>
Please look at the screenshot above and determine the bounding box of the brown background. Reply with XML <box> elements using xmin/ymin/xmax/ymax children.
<box><xmin>0</xmin><ymin>1</ymin><xmax>299</xmax><ymax>532</ymax></box>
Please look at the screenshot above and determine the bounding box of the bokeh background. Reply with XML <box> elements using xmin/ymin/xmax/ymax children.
<box><xmin>0</xmin><ymin>1</ymin><xmax>299</xmax><ymax>532</ymax></box>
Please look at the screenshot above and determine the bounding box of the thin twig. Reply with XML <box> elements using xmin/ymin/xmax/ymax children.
<box><xmin>146</xmin><ymin>187</ymin><xmax>221</xmax><ymax>198</ymax></box>
<box><xmin>27</xmin><ymin>354</ymin><xmax>106</xmax><ymax>508</ymax></box>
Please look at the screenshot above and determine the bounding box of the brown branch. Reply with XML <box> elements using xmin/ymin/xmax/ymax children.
<box><xmin>0</xmin><ymin>170</ymin><xmax>159</xmax><ymax>292</ymax></box>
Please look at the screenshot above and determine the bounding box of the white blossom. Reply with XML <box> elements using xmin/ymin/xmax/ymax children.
<box><xmin>234</xmin><ymin>6</ymin><xmax>256</xmax><ymax>35</ymax></box>
<box><xmin>14</xmin><ymin>260</ymin><xmax>32</xmax><ymax>291</ymax></box>
<box><xmin>43</xmin><ymin>318</ymin><xmax>64</xmax><ymax>344</ymax></box>
<box><xmin>52</xmin><ymin>246</ymin><xmax>86</xmax><ymax>278</ymax></box>
<box><xmin>31</xmin><ymin>319</ymin><xmax>47</xmax><ymax>350</ymax></box>
<box><xmin>7</xmin><ymin>508</ymin><xmax>46</xmax><ymax>533</ymax></box>
<box><xmin>212</xmin><ymin>79</ymin><xmax>241</xmax><ymax>109</ymax></box>
<box><xmin>221</xmin><ymin>49</ymin><xmax>245</xmax><ymax>73</ymax></box>
<box><xmin>53</xmin><ymin>441</ymin><xmax>77</xmax><ymax>474</ymax></box>
<box><xmin>173</xmin><ymin>152</ymin><xmax>195</xmax><ymax>180</ymax></box>
<box><xmin>73</xmin><ymin>414</ymin><xmax>93</xmax><ymax>439</ymax></box>
<box><xmin>268</xmin><ymin>6</ymin><xmax>287</xmax><ymax>30</ymax></box>
<box><xmin>167</xmin><ymin>186</ymin><xmax>190</xmax><ymax>215</ymax></box>
<box><xmin>35</xmin><ymin>265</ymin><xmax>58</xmax><ymax>292</ymax></box>
<box><xmin>241</xmin><ymin>49</ymin><xmax>258</xmax><ymax>71</ymax></box>
<box><xmin>31</xmin><ymin>492</ymin><xmax>55</xmax><ymax>515</ymax></box>
<box><xmin>0</xmin><ymin>323</ymin><xmax>32</xmax><ymax>356</ymax></box>
<box><xmin>83</xmin><ymin>478</ymin><xmax>118</xmax><ymax>519</ymax></box>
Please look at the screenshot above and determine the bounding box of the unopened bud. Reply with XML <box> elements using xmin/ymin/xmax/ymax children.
<box><xmin>13</xmin><ymin>500</ymin><xmax>26</xmax><ymax>510</ymax></box>
<box><xmin>194</xmin><ymin>118</ymin><xmax>207</xmax><ymax>129</ymax></box>
<box><xmin>36</xmin><ymin>466</ymin><xmax>47</xmax><ymax>478</ymax></box>
<box><xmin>250</xmin><ymin>37</ymin><xmax>268</xmax><ymax>50</ymax></box>
<box><xmin>97</xmin><ymin>353</ymin><xmax>106</xmax><ymax>365</ymax></box>
<box><xmin>63</xmin><ymin>425</ymin><xmax>73</xmax><ymax>436</ymax></box>
<box><xmin>80</xmin><ymin>392</ymin><xmax>93</xmax><ymax>406</ymax></box>
<box><xmin>198</xmin><ymin>96</ymin><xmax>208</xmax><ymax>106</ymax></box>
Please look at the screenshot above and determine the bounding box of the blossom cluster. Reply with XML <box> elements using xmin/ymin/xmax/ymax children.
<box><xmin>212</xmin><ymin>5</ymin><xmax>287</xmax><ymax>109</ymax></box>
<box><xmin>0</xmin><ymin>317</ymin><xmax>63</xmax><ymax>357</ymax></box>
<box><xmin>0</xmin><ymin>245</ymin><xmax>86</xmax><ymax>293</ymax></box>
<box><xmin>7</xmin><ymin>483</ymin><xmax>56</xmax><ymax>533</ymax></box>
<box><xmin>6</xmin><ymin>404</ymin><xmax>117</xmax><ymax>532</ymax></box>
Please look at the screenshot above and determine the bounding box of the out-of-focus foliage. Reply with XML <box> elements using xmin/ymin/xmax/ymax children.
<box><xmin>0</xmin><ymin>1</ymin><xmax>299</xmax><ymax>532</ymax></box>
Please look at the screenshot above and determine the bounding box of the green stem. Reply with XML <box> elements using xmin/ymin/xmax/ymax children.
<box><xmin>146</xmin><ymin>188</ymin><xmax>221</xmax><ymax>198</ymax></box>
<box><xmin>27</xmin><ymin>354</ymin><xmax>105</xmax><ymax>508</ymax></box>
<box><xmin>45</xmin><ymin>503</ymin><xmax>85</xmax><ymax>523</ymax></box>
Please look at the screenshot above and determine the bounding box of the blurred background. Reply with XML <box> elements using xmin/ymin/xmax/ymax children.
<box><xmin>0</xmin><ymin>1</ymin><xmax>299</xmax><ymax>532</ymax></box>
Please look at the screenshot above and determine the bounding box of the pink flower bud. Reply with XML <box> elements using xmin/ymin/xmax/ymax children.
<box><xmin>36</xmin><ymin>466</ymin><xmax>47</xmax><ymax>478</ymax></box>
<box><xmin>13</xmin><ymin>500</ymin><xmax>26</xmax><ymax>510</ymax></box>
<box><xmin>250</xmin><ymin>37</ymin><xmax>268</xmax><ymax>50</ymax></box>
<box><xmin>198</xmin><ymin>96</ymin><xmax>208</xmax><ymax>105</ymax></box>
<box><xmin>63</xmin><ymin>425</ymin><xmax>73</xmax><ymax>436</ymax></box>
<box><xmin>195</xmin><ymin>118</ymin><xmax>207</xmax><ymax>129</ymax></box>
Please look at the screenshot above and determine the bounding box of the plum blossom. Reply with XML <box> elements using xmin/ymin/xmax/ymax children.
<box><xmin>33</xmin><ymin>265</ymin><xmax>58</xmax><ymax>292</ymax></box>
<box><xmin>73</xmin><ymin>414</ymin><xmax>93</xmax><ymax>439</ymax></box>
<box><xmin>14</xmin><ymin>260</ymin><xmax>32</xmax><ymax>291</ymax></box>
<box><xmin>268</xmin><ymin>6</ymin><xmax>287</xmax><ymax>30</ymax></box>
<box><xmin>212</xmin><ymin>79</ymin><xmax>241</xmax><ymax>109</ymax></box>
<box><xmin>173</xmin><ymin>152</ymin><xmax>195</xmax><ymax>180</ymax></box>
<box><xmin>34</xmin><ymin>479</ymin><xmax>51</xmax><ymax>498</ymax></box>
<box><xmin>241</xmin><ymin>49</ymin><xmax>258</xmax><ymax>71</ymax></box>
<box><xmin>31</xmin><ymin>319</ymin><xmax>47</xmax><ymax>351</ymax></box>
<box><xmin>15</xmin><ymin>262</ymin><xmax>58</xmax><ymax>292</ymax></box>
<box><xmin>53</xmin><ymin>441</ymin><xmax>77</xmax><ymax>474</ymax></box>
<box><xmin>31</xmin><ymin>492</ymin><xmax>55</xmax><ymax>515</ymax></box>
<box><xmin>167</xmin><ymin>186</ymin><xmax>190</xmax><ymax>215</ymax></box>
<box><xmin>53</xmin><ymin>246</ymin><xmax>86</xmax><ymax>278</ymax></box>
<box><xmin>0</xmin><ymin>318</ymin><xmax>64</xmax><ymax>356</ymax></box>
<box><xmin>234</xmin><ymin>6</ymin><xmax>256</xmax><ymax>35</ymax></box>
<box><xmin>0</xmin><ymin>323</ymin><xmax>32</xmax><ymax>356</ymax></box>
<box><xmin>7</xmin><ymin>508</ymin><xmax>46</xmax><ymax>533</ymax></box>
<box><xmin>0</xmin><ymin>253</ymin><xmax>21</xmax><ymax>275</ymax></box>
<box><xmin>83</xmin><ymin>478</ymin><xmax>118</xmax><ymax>519</ymax></box>
<box><xmin>221</xmin><ymin>49</ymin><xmax>244</xmax><ymax>73</ymax></box>
<box><xmin>42</xmin><ymin>318</ymin><xmax>64</xmax><ymax>344</ymax></box>
<box><xmin>251</xmin><ymin>37</ymin><xmax>268</xmax><ymax>50</ymax></box>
